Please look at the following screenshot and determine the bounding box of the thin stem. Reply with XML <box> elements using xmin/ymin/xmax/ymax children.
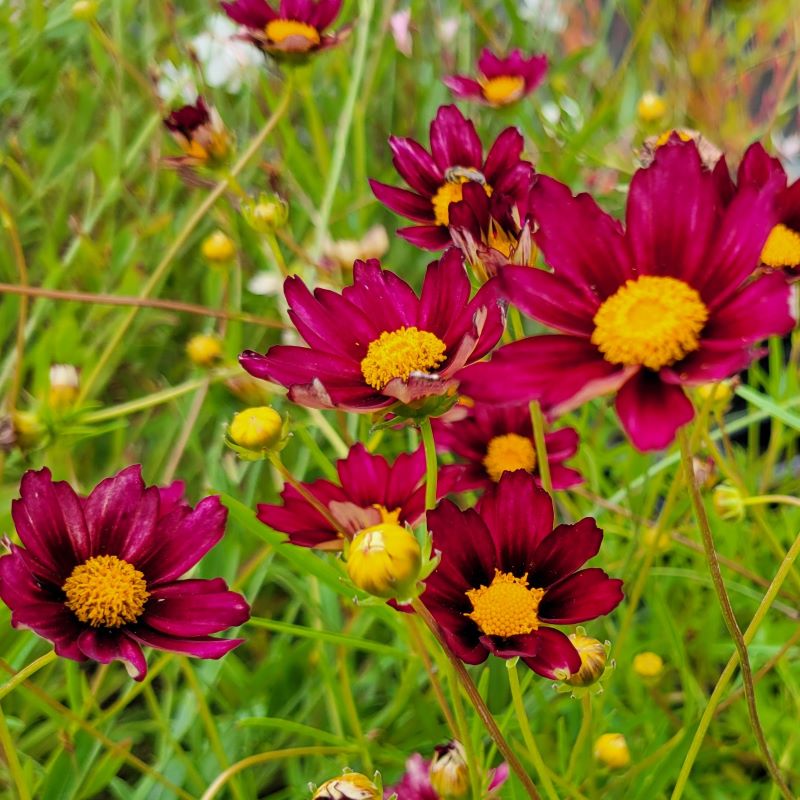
<box><xmin>530</xmin><ymin>402</ymin><xmax>552</xmax><ymax>497</ymax></box>
<box><xmin>507</xmin><ymin>661</ymin><xmax>560</xmax><ymax>800</ymax></box>
<box><xmin>411</xmin><ymin>599</ymin><xmax>542</xmax><ymax>800</ymax></box>
<box><xmin>446</xmin><ymin>660</ymin><xmax>482</xmax><ymax>800</ymax></box>
<box><xmin>337</xmin><ymin>647</ymin><xmax>373</xmax><ymax>772</ymax></box>
<box><xmin>566</xmin><ymin>694</ymin><xmax>593</xmax><ymax>783</ymax></box>
<box><xmin>0</xmin><ymin>650</ymin><xmax>57</xmax><ymax>701</ymax></box>
<box><xmin>420</xmin><ymin>417</ymin><xmax>438</xmax><ymax>511</ymax></box>
<box><xmin>0</xmin><ymin>703</ymin><xmax>30</xmax><ymax>800</ymax></box>
<box><xmin>161</xmin><ymin>379</ymin><xmax>209</xmax><ymax>483</ymax></box>
<box><xmin>677</xmin><ymin>426</ymin><xmax>792</xmax><ymax>800</ymax></box>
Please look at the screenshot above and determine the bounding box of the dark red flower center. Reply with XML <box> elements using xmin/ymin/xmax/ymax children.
<box><xmin>466</xmin><ymin>569</ymin><xmax>544</xmax><ymax>637</ymax></box>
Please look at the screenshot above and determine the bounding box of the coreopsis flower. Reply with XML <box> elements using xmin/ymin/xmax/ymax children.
<box><xmin>226</xmin><ymin>406</ymin><xmax>288</xmax><ymax>459</ymax></box>
<box><xmin>222</xmin><ymin>0</ymin><xmax>346</xmax><ymax>58</ymax></box>
<box><xmin>444</xmin><ymin>48</ymin><xmax>548</xmax><ymax>108</ymax></box>
<box><xmin>0</xmin><ymin>466</ymin><xmax>249</xmax><ymax>680</ymax></box>
<box><xmin>738</xmin><ymin>142</ymin><xmax>800</xmax><ymax>273</ymax></box>
<box><xmin>460</xmin><ymin>138</ymin><xmax>795</xmax><ymax>451</ymax></box>
<box><xmin>421</xmin><ymin>471</ymin><xmax>623</xmax><ymax>678</ymax></box>
<box><xmin>433</xmin><ymin>402</ymin><xmax>583</xmax><ymax>493</ymax></box>
<box><xmin>369</xmin><ymin>105</ymin><xmax>535</xmax><ymax>250</ymax></box>
<box><xmin>258</xmin><ymin>443</ymin><xmax>435</xmax><ymax>550</ymax></box>
<box><xmin>239</xmin><ymin>252</ymin><xmax>505</xmax><ymax>414</ymax></box>
<box><xmin>313</xmin><ymin>772</ymin><xmax>380</xmax><ymax>799</ymax></box>
<box><xmin>163</xmin><ymin>96</ymin><xmax>230</xmax><ymax>166</ymax></box>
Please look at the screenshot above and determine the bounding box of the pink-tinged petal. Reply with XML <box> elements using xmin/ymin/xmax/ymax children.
<box><xmin>737</xmin><ymin>142</ymin><xmax>787</xmax><ymax>190</ymax></box>
<box><xmin>388</xmin><ymin>136</ymin><xmax>442</xmax><ymax>195</ymax></box>
<box><xmin>369</xmin><ymin>180</ymin><xmax>436</xmax><ymax>223</ymax></box>
<box><xmin>615</xmin><ymin>371</ymin><xmax>694</xmax><ymax>451</ymax></box>
<box><xmin>128</xmin><ymin>627</ymin><xmax>244</xmax><ymax>660</ymax></box>
<box><xmin>240</xmin><ymin>345</ymin><xmax>364</xmax><ymax>387</ymax></box>
<box><xmin>483</xmin><ymin>127</ymin><xmax>526</xmax><ymax>184</ymax></box>
<box><xmin>627</xmin><ymin>140</ymin><xmax>718</xmax><ymax>286</ymax></box>
<box><xmin>519</xmin><ymin>54</ymin><xmax>548</xmax><ymax>90</ymax></box>
<box><xmin>83</xmin><ymin>465</ymin><xmax>160</xmax><ymax>565</ymax></box>
<box><xmin>539</xmin><ymin>568</ymin><xmax>624</xmax><ymax>624</ymax></box>
<box><xmin>780</xmin><ymin>181</ymin><xmax>800</xmax><ymax>230</ymax></box>
<box><xmin>343</xmin><ymin>259</ymin><xmax>421</xmax><ymax>330</ymax></box>
<box><xmin>158</xmin><ymin>481</ymin><xmax>186</xmax><ymax>517</ymax></box>
<box><xmin>429</xmin><ymin>105</ymin><xmax>482</xmax><ymax>170</ymax></box>
<box><xmin>661</xmin><ymin>342</ymin><xmax>760</xmax><ymax>386</ymax></box>
<box><xmin>435</xmin><ymin>463</ymin><xmax>486</xmax><ymax>493</ymax></box>
<box><xmin>418</xmin><ymin>248</ymin><xmax>472</xmax><ymax>336</ymax></box>
<box><xmin>143</xmin><ymin>578</ymin><xmax>250</xmax><ymax>637</ymax></box>
<box><xmin>221</xmin><ymin>0</ymin><xmax>277</xmax><ymax>28</ymax></box>
<box><xmin>521</xmin><ymin>627</ymin><xmax>582</xmax><ymax>679</ymax></box>
<box><xmin>489</xmin><ymin>762</ymin><xmax>510</xmax><ymax>791</ymax></box>
<box><xmin>477</xmin><ymin>48</ymin><xmax>505</xmax><ymax>77</ymax></box>
<box><xmin>311</xmin><ymin>0</ymin><xmax>341</xmax><ymax>29</ymax></box>
<box><xmin>544</xmin><ymin>426</ymin><xmax>580</xmax><ymax>459</ymax></box>
<box><xmin>138</xmin><ymin>496</ymin><xmax>227</xmax><ymax>584</ymax></box>
<box><xmin>281</xmin><ymin>0</ymin><xmax>315</xmax><ymax>21</ymax></box>
<box><xmin>529</xmin><ymin>518</ymin><xmax>603</xmax><ymax>587</ymax></box>
<box><xmin>712</xmin><ymin>156</ymin><xmax>736</xmax><ymax>206</ymax></box>
<box><xmin>387</xmin><ymin>754</ymin><xmax>438</xmax><ymax>800</ymax></box>
<box><xmin>397</xmin><ymin>224</ymin><xmax>453</xmax><ymax>250</ymax></box>
<box><xmin>77</xmin><ymin>629</ymin><xmax>148</xmax><ymax>680</ymax></box>
<box><xmin>11</xmin><ymin>468</ymin><xmax>89</xmax><ymax>583</ymax></box>
<box><xmin>443</xmin><ymin>75</ymin><xmax>484</xmax><ymax>100</ymax></box>
<box><xmin>548</xmin><ymin>465</ymin><xmax>585</xmax><ymax>490</ymax></box>
<box><xmin>290</xmin><ymin>379</ymin><xmax>390</xmax><ymax>412</ymax></box>
<box><xmin>492</xmin><ymin>161</ymin><xmax>535</xmax><ymax>200</ymax></box>
<box><xmin>335</xmin><ymin>443</ymin><xmax>390</xmax><ymax>505</ymax></box>
<box><xmin>499</xmin><ymin>265</ymin><xmax>598</xmax><ymax>335</ymax></box>
<box><xmin>478</xmin><ymin>472</ymin><xmax>554</xmax><ymax>574</ymax></box>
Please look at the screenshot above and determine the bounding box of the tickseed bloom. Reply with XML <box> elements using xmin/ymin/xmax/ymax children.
<box><xmin>421</xmin><ymin>471</ymin><xmax>623</xmax><ymax>678</ymax></box>
<box><xmin>187</xmin><ymin>333</ymin><xmax>223</xmax><ymax>366</ymax></box>
<box><xmin>347</xmin><ymin>522</ymin><xmax>421</xmax><ymax>599</ymax></box>
<box><xmin>433</xmin><ymin>402</ymin><xmax>583</xmax><ymax>493</ymax></box>
<box><xmin>313</xmin><ymin>772</ymin><xmax>380</xmax><ymax>799</ymax></box>
<box><xmin>0</xmin><ymin>466</ymin><xmax>249</xmax><ymax>680</ymax></box>
<box><xmin>460</xmin><ymin>138</ymin><xmax>795</xmax><ymax>451</ymax></box>
<box><xmin>594</xmin><ymin>733</ymin><xmax>631</xmax><ymax>769</ymax></box>
<box><xmin>444</xmin><ymin>48</ymin><xmax>548</xmax><ymax>108</ymax></box>
<box><xmin>258</xmin><ymin>443</ymin><xmax>437</xmax><ymax>550</ymax></box>
<box><xmin>239</xmin><ymin>252</ymin><xmax>505</xmax><ymax>414</ymax></box>
<box><xmin>369</xmin><ymin>104</ymin><xmax>535</xmax><ymax>250</ymax></box>
<box><xmin>163</xmin><ymin>96</ymin><xmax>230</xmax><ymax>166</ymax></box>
<box><xmin>222</xmin><ymin>0</ymin><xmax>346</xmax><ymax>59</ymax></box>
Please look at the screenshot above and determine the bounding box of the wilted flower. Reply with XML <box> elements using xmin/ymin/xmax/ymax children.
<box><xmin>429</xmin><ymin>741</ymin><xmax>469</xmax><ymax>798</ymax></box>
<box><xmin>0</xmin><ymin>466</ymin><xmax>249</xmax><ymax>680</ymax></box>
<box><xmin>163</xmin><ymin>96</ymin><xmax>231</xmax><ymax>166</ymax></box>
<box><xmin>444</xmin><ymin>49</ymin><xmax>547</xmax><ymax>108</ymax></box>
<box><xmin>191</xmin><ymin>14</ymin><xmax>262</xmax><ymax>93</ymax></box>
<box><xmin>186</xmin><ymin>334</ymin><xmax>223</xmax><ymax>367</ymax></box>
<box><xmin>594</xmin><ymin>733</ymin><xmax>631</xmax><ymax>769</ymax></box>
<box><xmin>201</xmin><ymin>230</ymin><xmax>236</xmax><ymax>263</ymax></box>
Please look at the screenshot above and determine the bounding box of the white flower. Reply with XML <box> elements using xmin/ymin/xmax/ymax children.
<box><xmin>518</xmin><ymin>0</ymin><xmax>567</xmax><ymax>32</ymax></box>
<box><xmin>191</xmin><ymin>15</ymin><xmax>262</xmax><ymax>94</ymax></box>
<box><xmin>156</xmin><ymin>61</ymin><xmax>197</xmax><ymax>104</ymax></box>
<box><xmin>248</xmin><ymin>271</ymin><xmax>284</xmax><ymax>297</ymax></box>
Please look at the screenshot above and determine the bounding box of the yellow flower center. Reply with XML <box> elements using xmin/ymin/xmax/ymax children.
<box><xmin>360</xmin><ymin>326</ymin><xmax>447</xmax><ymax>390</ymax></box>
<box><xmin>265</xmin><ymin>18</ymin><xmax>321</xmax><ymax>45</ymax></box>
<box><xmin>479</xmin><ymin>75</ymin><xmax>526</xmax><ymax>106</ymax></box>
<box><xmin>761</xmin><ymin>223</ymin><xmax>800</xmax><ymax>268</ymax></box>
<box><xmin>483</xmin><ymin>433</ymin><xmax>537</xmax><ymax>482</ymax></box>
<box><xmin>432</xmin><ymin>176</ymin><xmax>493</xmax><ymax>226</ymax></box>
<box><xmin>591</xmin><ymin>276</ymin><xmax>708</xmax><ymax>371</ymax></box>
<box><xmin>487</xmin><ymin>220</ymin><xmax>516</xmax><ymax>257</ymax></box>
<box><xmin>466</xmin><ymin>569</ymin><xmax>544</xmax><ymax>638</ymax></box>
<box><xmin>63</xmin><ymin>555</ymin><xmax>149</xmax><ymax>628</ymax></box>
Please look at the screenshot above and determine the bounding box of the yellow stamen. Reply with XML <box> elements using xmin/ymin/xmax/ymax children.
<box><xmin>182</xmin><ymin>139</ymin><xmax>209</xmax><ymax>160</ymax></box>
<box><xmin>265</xmin><ymin>18</ymin><xmax>321</xmax><ymax>46</ymax></box>
<box><xmin>466</xmin><ymin>569</ymin><xmax>544</xmax><ymax>638</ymax></box>
<box><xmin>479</xmin><ymin>75</ymin><xmax>526</xmax><ymax>106</ymax></box>
<box><xmin>483</xmin><ymin>433</ymin><xmax>537</xmax><ymax>482</ymax></box>
<box><xmin>761</xmin><ymin>223</ymin><xmax>800</xmax><ymax>268</ymax></box>
<box><xmin>432</xmin><ymin>178</ymin><xmax>493</xmax><ymax>226</ymax></box>
<box><xmin>655</xmin><ymin>129</ymin><xmax>693</xmax><ymax>147</ymax></box>
<box><xmin>360</xmin><ymin>326</ymin><xmax>446</xmax><ymax>390</ymax></box>
<box><xmin>63</xmin><ymin>555</ymin><xmax>149</xmax><ymax>628</ymax></box>
<box><xmin>373</xmin><ymin>504</ymin><xmax>402</xmax><ymax>525</ymax></box>
<box><xmin>591</xmin><ymin>276</ymin><xmax>708</xmax><ymax>371</ymax></box>
<box><xmin>487</xmin><ymin>220</ymin><xmax>516</xmax><ymax>257</ymax></box>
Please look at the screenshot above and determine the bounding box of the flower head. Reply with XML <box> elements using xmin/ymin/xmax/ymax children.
<box><xmin>191</xmin><ymin>14</ymin><xmax>262</xmax><ymax>93</ymax></box>
<box><xmin>202</xmin><ymin>230</ymin><xmax>237</xmax><ymax>263</ymax></box>
<box><xmin>369</xmin><ymin>105</ymin><xmax>535</xmax><ymax>250</ymax></box>
<box><xmin>430</xmin><ymin>741</ymin><xmax>469</xmax><ymax>798</ymax></box>
<box><xmin>313</xmin><ymin>772</ymin><xmax>380</xmax><ymax>799</ymax></box>
<box><xmin>444</xmin><ymin>49</ymin><xmax>547</xmax><ymax>108</ymax></box>
<box><xmin>163</xmin><ymin>96</ymin><xmax>230</xmax><ymax>166</ymax></box>
<box><xmin>594</xmin><ymin>733</ymin><xmax>631</xmax><ymax>769</ymax></box>
<box><xmin>636</xmin><ymin>92</ymin><xmax>667</xmax><ymax>123</ymax></box>
<box><xmin>186</xmin><ymin>333</ymin><xmax>223</xmax><ymax>366</ymax></box>
<box><xmin>239</xmin><ymin>253</ymin><xmax>505</xmax><ymax>414</ymax></box>
<box><xmin>0</xmin><ymin>466</ymin><xmax>249</xmax><ymax>680</ymax></box>
<box><xmin>421</xmin><ymin>471</ymin><xmax>623</xmax><ymax>678</ymax></box>
<box><xmin>433</xmin><ymin>402</ymin><xmax>583</xmax><ymax>493</ymax></box>
<box><xmin>222</xmin><ymin>0</ymin><xmax>347</xmax><ymax>59</ymax></box>
<box><xmin>49</xmin><ymin>364</ymin><xmax>80</xmax><ymax>411</ymax></box>
<box><xmin>459</xmin><ymin>138</ymin><xmax>794</xmax><ymax>451</ymax></box>
<box><xmin>347</xmin><ymin>522</ymin><xmax>421</xmax><ymax>599</ymax></box>
<box><xmin>226</xmin><ymin>406</ymin><xmax>288</xmax><ymax>458</ymax></box>
<box><xmin>633</xmin><ymin>651</ymin><xmax>664</xmax><ymax>679</ymax></box>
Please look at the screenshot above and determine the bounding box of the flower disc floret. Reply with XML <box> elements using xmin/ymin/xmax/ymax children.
<box><xmin>466</xmin><ymin>569</ymin><xmax>544</xmax><ymax>637</ymax></box>
<box><xmin>265</xmin><ymin>18</ymin><xmax>321</xmax><ymax>46</ymax></box>
<box><xmin>761</xmin><ymin>223</ymin><xmax>800</xmax><ymax>268</ymax></box>
<box><xmin>63</xmin><ymin>555</ymin><xmax>149</xmax><ymax>628</ymax></box>
<box><xmin>483</xmin><ymin>433</ymin><xmax>537</xmax><ymax>482</ymax></box>
<box><xmin>360</xmin><ymin>327</ymin><xmax>447</xmax><ymax>390</ymax></box>
<box><xmin>480</xmin><ymin>75</ymin><xmax>526</xmax><ymax>106</ymax></box>
<box><xmin>591</xmin><ymin>276</ymin><xmax>708</xmax><ymax>370</ymax></box>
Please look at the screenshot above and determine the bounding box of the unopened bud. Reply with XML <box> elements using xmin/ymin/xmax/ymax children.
<box><xmin>312</xmin><ymin>772</ymin><xmax>380</xmax><ymax>800</ymax></box>
<box><xmin>696</xmin><ymin>380</ymin><xmax>734</xmax><ymax>412</ymax></box>
<box><xmin>201</xmin><ymin>230</ymin><xmax>236</xmax><ymax>263</ymax></box>
<box><xmin>49</xmin><ymin>364</ymin><xmax>80</xmax><ymax>410</ymax></box>
<box><xmin>430</xmin><ymin>741</ymin><xmax>469</xmax><ymax>799</ymax></box>
<box><xmin>242</xmin><ymin>192</ymin><xmax>289</xmax><ymax>233</ymax></box>
<box><xmin>186</xmin><ymin>334</ymin><xmax>223</xmax><ymax>367</ymax></box>
<box><xmin>347</xmin><ymin>523</ymin><xmax>421</xmax><ymax>599</ymax></box>
<box><xmin>563</xmin><ymin>633</ymin><xmax>608</xmax><ymax>687</ymax></box>
<box><xmin>71</xmin><ymin>0</ymin><xmax>98</xmax><ymax>20</ymax></box>
<box><xmin>228</xmin><ymin>406</ymin><xmax>286</xmax><ymax>457</ymax></box>
<box><xmin>637</xmin><ymin>92</ymin><xmax>667</xmax><ymax>123</ymax></box>
<box><xmin>642</xmin><ymin>526</ymin><xmax>671</xmax><ymax>554</ymax></box>
<box><xmin>11</xmin><ymin>411</ymin><xmax>45</xmax><ymax>450</ymax></box>
<box><xmin>594</xmin><ymin>733</ymin><xmax>630</xmax><ymax>769</ymax></box>
<box><xmin>712</xmin><ymin>483</ymin><xmax>745</xmax><ymax>521</ymax></box>
<box><xmin>633</xmin><ymin>651</ymin><xmax>664</xmax><ymax>680</ymax></box>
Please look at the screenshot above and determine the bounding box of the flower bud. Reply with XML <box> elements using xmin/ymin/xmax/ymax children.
<box><xmin>312</xmin><ymin>772</ymin><xmax>380</xmax><ymax>800</ymax></box>
<box><xmin>49</xmin><ymin>364</ymin><xmax>80</xmax><ymax>411</ymax></box>
<box><xmin>11</xmin><ymin>411</ymin><xmax>45</xmax><ymax>450</ymax></box>
<box><xmin>637</xmin><ymin>92</ymin><xmax>667</xmax><ymax>123</ymax></box>
<box><xmin>71</xmin><ymin>0</ymin><xmax>98</xmax><ymax>20</ymax></box>
<box><xmin>186</xmin><ymin>334</ymin><xmax>223</xmax><ymax>367</ymax></box>
<box><xmin>642</xmin><ymin>525</ymin><xmax>671</xmax><ymax>554</ymax></box>
<box><xmin>563</xmin><ymin>633</ymin><xmax>608</xmax><ymax>687</ymax></box>
<box><xmin>594</xmin><ymin>733</ymin><xmax>630</xmax><ymax>769</ymax></box>
<box><xmin>201</xmin><ymin>230</ymin><xmax>236</xmax><ymax>263</ymax></box>
<box><xmin>242</xmin><ymin>192</ymin><xmax>289</xmax><ymax>233</ymax></box>
<box><xmin>696</xmin><ymin>379</ymin><xmax>734</xmax><ymax>412</ymax></box>
<box><xmin>430</xmin><ymin>741</ymin><xmax>469</xmax><ymax>799</ymax></box>
<box><xmin>712</xmin><ymin>483</ymin><xmax>745</xmax><ymax>521</ymax></box>
<box><xmin>346</xmin><ymin>523</ymin><xmax>421</xmax><ymax>599</ymax></box>
<box><xmin>228</xmin><ymin>407</ymin><xmax>285</xmax><ymax>456</ymax></box>
<box><xmin>633</xmin><ymin>651</ymin><xmax>664</xmax><ymax>680</ymax></box>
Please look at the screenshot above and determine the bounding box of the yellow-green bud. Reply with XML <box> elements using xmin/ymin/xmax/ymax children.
<box><xmin>12</xmin><ymin>411</ymin><xmax>45</xmax><ymax>450</ymax></box>
<box><xmin>186</xmin><ymin>334</ymin><xmax>223</xmax><ymax>367</ymax></box>
<box><xmin>594</xmin><ymin>733</ymin><xmax>630</xmax><ymax>769</ymax></box>
<box><xmin>430</xmin><ymin>741</ymin><xmax>469</xmax><ymax>799</ymax></box>
<box><xmin>201</xmin><ymin>230</ymin><xmax>236</xmax><ymax>263</ymax></box>
<box><xmin>633</xmin><ymin>651</ymin><xmax>664</xmax><ymax>680</ymax></box>
<box><xmin>71</xmin><ymin>0</ymin><xmax>98</xmax><ymax>20</ymax></box>
<box><xmin>637</xmin><ymin>92</ymin><xmax>667</xmax><ymax>123</ymax></box>
<box><xmin>229</xmin><ymin>407</ymin><xmax>284</xmax><ymax>451</ymax></box>
<box><xmin>312</xmin><ymin>772</ymin><xmax>380</xmax><ymax>799</ymax></box>
<box><xmin>642</xmin><ymin>525</ymin><xmax>671</xmax><ymax>554</ymax></box>
<box><xmin>242</xmin><ymin>192</ymin><xmax>289</xmax><ymax>233</ymax></box>
<box><xmin>347</xmin><ymin>523</ymin><xmax>421</xmax><ymax>599</ymax></box>
<box><xmin>712</xmin><ymin>483</ymin><xmax>745</xmax><ymax>521</ymax></box>
<box><xmin>696</xmin><ymin>379</ymin><xmax>734</xmax><ymax>412</ymax></box>
<box><xmin>49</xmin><ymin>364</ymin><xmax>80</xmax><ymax>411</ymax></box>
<box><xmin>563</xmin><ymin>633</ymin><xmax>608</xmax><ymax>687</ymax></box>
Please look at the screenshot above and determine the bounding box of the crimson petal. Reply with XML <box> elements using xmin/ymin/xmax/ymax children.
<box><xmin>539</xmin><ymin>568</ymin><xmax>624</xmax><ymax>624</ymax></box>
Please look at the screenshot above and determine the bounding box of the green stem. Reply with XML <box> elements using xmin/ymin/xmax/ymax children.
<box><xmin>507</xmin><ymin>661</ymin><xmax>560</xmax><ymax>800</ymax></box>
<box><xmin>677</xmin><ymin>427</ymin><xmax>792</xmax><ymax>800</ymax></box>
<box><xmin>0</xmin><ymin>703</ymin><xmax>30</xmax><ymax>800</ymax></box>
<box><xmin>530</xmin><ymin>401</ymin><xmax>552</xmax><ymax>496</ymax></box>
<box><xmin>446</xmin><ymin>661</ymin><xmax>482</xmax><ymax>800</ymax></box>
<box><xmin>337</xmin><ymin>647</ymin><xmax>374</xmax><ymax>772</ymax></box>
<box><xmin>0</xmin><ymin>649</ymin><xmax>57</xmax><ymax>701</ymax></box>
<box><xmin>420</xmin><ymin>417</ymin><xmax>438</xmax><ymax>511</ymax></box>
<box><xmin>566</xmin><ymin>694</ymin><xmax>593</xmax><ymax>783</ymax></box>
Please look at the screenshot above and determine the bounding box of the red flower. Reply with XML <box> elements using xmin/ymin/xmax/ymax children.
<box><xmin>434</xmin><ymin>402</ymin><xmax>583</xmax><ymax>493</ymax></box>
<box><xmin>163</xmin><ymin>96</ymin><xmax>230</xmax><ymax>165</ymax></box>
<box><xmin>422</xmin><ymin>471</ymin><xmax>623</xmax><ymax>679</ymax></box>
<box><xmin>221</xmin><ymin>0</ymin><xmax>345</xmax><ymax>57</ymax></box>
<box><xmin>0</xmin><ymin>466</ymin><xmax>249</xmax><ymax>680</ymax></box>
<box><xmin>258</xmin><ymin>443</ymin><xmax>447</xmax><ymax>550</ymax></box>
<box><xmin>240</xmin><ymin>252</ymin><xmax>505</xmax><ymax>414</ymax></box>
<box><xmin>444</xmin><ymin>48</ymin><xmax>548</xmax><ymax>107</ymax></box>
<box><xmin>459</xmin><ymin>139</ymin><xmax>795</xmax><ymax>451</ymax></box>
<box><xmin>369</xmin><ymin>105</ymin><xmax>535</xmax><ymax>250</ymax></box>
